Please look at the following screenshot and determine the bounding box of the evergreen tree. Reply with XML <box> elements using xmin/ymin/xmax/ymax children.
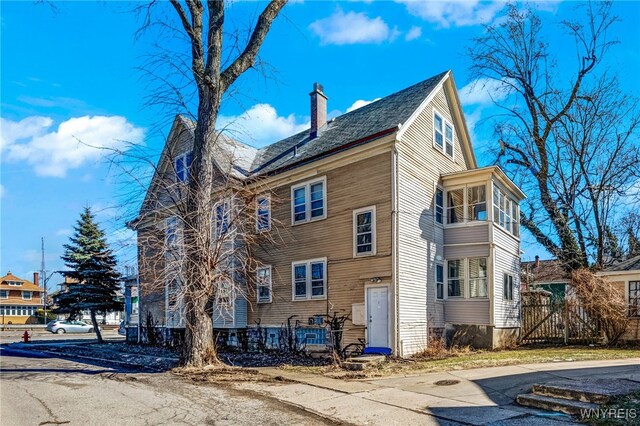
<box><xmin>57</xmin><ymin>207</ymin><xmax>123</xmax><ymax>342</ymax></box>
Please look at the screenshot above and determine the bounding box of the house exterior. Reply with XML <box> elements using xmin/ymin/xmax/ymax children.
<box><xmin>51</xmin><ymin>276</ymin><xmax>124</xmax><ymax>325</ymax></box>
<box><xmin>598</xmin><ymin>255</ymin><xmax>640</xmax><ymax>341</ymax></box>
<box><xmin>134</xmin><ymin>70</ymin><xmax>526</xmax><ymax>355</ymax></box>
<box><xmin>0</xmin><ymin>272</ymin><xmax>44</xmax><ymax>325</ymax></box>
<box><xmin>521</xmin><ymin>256</ymin><xmax>571</xmax><ymax>300</ymax></box>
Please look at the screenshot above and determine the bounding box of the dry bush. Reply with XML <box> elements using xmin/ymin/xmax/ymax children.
<box><xmin>571</xmin><ymin>269</ymin><xmax>630</xmax><ymax>344</ymax></box>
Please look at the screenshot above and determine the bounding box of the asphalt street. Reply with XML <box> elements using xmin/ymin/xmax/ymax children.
<box><xmin>0</xmin><ymin>346</ymin><xmax>332</xmax><ymax>426</ymax></box>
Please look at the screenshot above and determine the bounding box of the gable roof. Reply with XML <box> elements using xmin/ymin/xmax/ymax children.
<box><xmin>604</xmin><ymin>255</ymin><xmax>640</xmax><ymax>272</ymax></box>
<box><xmin>0</xmin><ymin>272</ymin><xmax>44</xmax><ymax>292</ymax></box>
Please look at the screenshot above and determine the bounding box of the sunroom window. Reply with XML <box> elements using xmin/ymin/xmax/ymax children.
<box><xmin>467</xmin><ymin>185</ymin><xmax>487</xmax><ymax>221</ymax></box>
<box><xmin>447</xmin><ymin>189</ymin><xmax>464</xmax><ymax>224</ymax></box>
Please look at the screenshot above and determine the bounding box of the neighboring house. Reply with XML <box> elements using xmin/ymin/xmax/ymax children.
<box><xmin>134</xmin><ymin>70</ymin><xmax>526</xmax><ymax>355</ymax></box>
<box><xmin>52</xmin><ymin>276</ymin><xmax>124</xmax><ymax>325</ymax></box>
<box><xmin>597</xmin><ymin>255</ymin><xmax>640</xmax><ymax>341</ymax></box>
<box><xmin>122</xmin><ymin>269</ymin><xmax>139</xmax><ymax>339</ymax></box>
<box><xmin>521</xmin><ymin>256</ymin><xmax>571</xmax><ymax>300</ymax></box>
<box><xmin>0</xmin><ymin>271</ymin><xmax>44</xmax><ymax>325</ymax></box>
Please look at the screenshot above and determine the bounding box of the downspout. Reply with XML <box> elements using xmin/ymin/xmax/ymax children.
<box><xmin>391</xmin><ymin>145</ymin><xmax>400</xmax><ymax>356</ymax></box>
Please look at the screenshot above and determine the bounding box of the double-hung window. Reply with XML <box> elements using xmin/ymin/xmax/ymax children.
<box><xmin>0</xmin><ymin>290</ymin><xmax>7</xmax><ymax>299</ymax></box>
<box><xmin>292</xmin><ymin>259</ymin><xmax>327</xmax><ymax>300</ymax></box>
<box><xmin>7</xmin><ymin>281</ymin><xmax>21</xmax><ymax>286</ymax></box>
<box><xmin>435</xmin><ymin>188</ymin><xmax>444</xmax><ymax>224</ymax></box>
<box><xmin>493</xmin><ymin>183</ymin><xmax>519</xmax><ymax>236</ymax></box>
<box><xmin>447</xmin><ymin>260</ymin><xmax>463</xmax><ymax>297</ymax></box>
<box><xmin>467</xmin><ymin>185</ymin><xmax>487</xmax><ymax>221</ymax></box>
<box><xmin>214</xmin><ymin>201</ymin><xmax>230</xmax><ymax>237</ymax></box>
<box><xmin>447</xmin><ymin>189</ymin><xmax>464</xmax><ymax>224</ymax></box>
<box><xmin>292</xmin><ymin>177</ymin><xmax>326</xmax><ymax>224</ymax></box>
<box><xmin>436</xmin><ymin>263</ymin><xmax>444</xmax><ymax>300</ymax></box>
<box><xmin>165</xmin><ymin>216</ymin><xmax>178</xmax><ymax>249</ymax></box>
<box><xmin>630</xmin><ymin>281</ymin><xmax>640</xmax><ymax>318</ymax></box>
<box><xmin>503</xmin><ymin>274</ymin><xmax>514</xmax><ymax>301</ymax></box>
<box><xmin>353</xmin><ymin>206</ymin><xmax>376</xmax><ymax>256</ymax></box>
<box><xmin>216</xmin><ymin>279</ymin><xmax>234</xmax><ymax>308</ymax></box>
<box><xmin>433</xmin><ymin>111</ymin><xmax>454</xmax><ymax>159</ymax></box>
<box><xmin>256</xmin><ymin>195</ymin><xmax>271</xmax><ymax>232</ymax></box>
<box><xmin>175</xmin><ymin>152</ymin><xmax>193</xmax><ymax>183</ymax></box>
<box><xmin>468</xmin><ymin>258</ymin><xmax>488</xmax><ymax>298</ymax></box>
<box><xmin>22</xmin><ymin>291</ymin><xmax>32</xmax><ymax>300</ymax></box>
<box><xmin>257</xmin><ymin>266</ymin><xmax>272</xmax><ymax>304</ymax></box>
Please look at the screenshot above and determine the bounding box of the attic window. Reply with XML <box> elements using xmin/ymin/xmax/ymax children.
<box><xmin>175</xmin><ymin>152</ymin><xmax>193</xmax><ymax>183</ymax></box>
<box><xmin>433</xmin><ymin>110</ymin><xmax>454</xmax><ymax>160</ymax></box>
<box><xmin>7</xmin><ymin>281</ymin><xmax>22</xmax><ymax>286</ymax></box>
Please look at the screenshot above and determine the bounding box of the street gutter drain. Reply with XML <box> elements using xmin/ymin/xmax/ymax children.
<box><xmin>434</xmin><ymin>380</ymin><xmax>459</xmax><ymax>386</ymax></box>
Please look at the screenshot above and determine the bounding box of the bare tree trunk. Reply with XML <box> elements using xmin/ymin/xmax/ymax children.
<box><xmin>90</xmin><ymin>310</ymin><xmax>103</xmax><ymax>343</ymax></box>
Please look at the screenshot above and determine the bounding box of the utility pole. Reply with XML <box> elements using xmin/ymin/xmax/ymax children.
<box><xmin>41</xmin><ymin>237</ymin><xmax>47</xmax><ymax>324</ymax></box>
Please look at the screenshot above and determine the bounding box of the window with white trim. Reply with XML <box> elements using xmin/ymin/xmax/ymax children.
<box><xmin>22</xmin><ymin>291</ymin><xmax>32</xmax><ymax>300</ymax></box>
<box><xmin>629</xmin><ymin>281</ymin><xmax>640</xmax><ymax>318</ymax></box>
<box><xmin>436</xmin><ymin>263</ymin><xmax>444</xmax><ymax>300</ymax></box>
<box><xmin>353</xmin><ymin>206</ymin><xmax>376</xmax><ymax>256</ymax></box>
<box><xmin>467</xmin><ymin>185</ymin><xmax>487</xmax><ymax>221</ymax></box>
<box><xmin>468</xmin><ymin>258</ymin><xmax>488</xmax><ymax>298</ymax></box>
<box><xmin>493</xmin><ymin>183</ymin><xmax>519</xmax><ymax>236</ymax></box>
<box><xmin>256</xmin><ymin>195</ymin><xmax>271</xmax><ymax>232</ymax></box>
<box><xmin>214</xmin><ymin>200</ymin><xmax>230</xmax><ymax>237</ymax></box>
<box><xmin>257</xmin><ymin>266</ymin><xmax>272</xmax><ymax>304</ymax></box>
<box><xmin>165</xmin><ymin>216</ymin><xmax>178</xmax><ymax>249</ymax></box>
<box><xmin>503</xmin><ymin>274</ymin><xmax>514</xmax><ymax>301</ymax></box>
<box><xmin>447</xmin><ymin>189</ymin><xmax>464</xmax><ymax>224</ymax></box>
<box><xmin>291</xmin><ymin>177</ymin><xmax>326</xmax><ymax>224</ymax></box>
<box><xmin>216</xmin><ymin>279</ymin><xmax>234</xmax><ymax>308</ymax></box>
<box><xmin>7</xmin><ymin>281</ymin><xmax>22</xmax><ymax>286</ymax></box>
<box><xmin>292</xmin><ymin>259</ymin><xmax>326</xmax><ymax>300</ymax></box>
<box><xmin>175</xmin><ymin>152</ymin><xmax>193</xmax><ymax>183</ymax></box>
<box><xmin>433</xmin><ymin>111</ymin><xmax>454</xmax><ymax>159</ymax></box>
<box><xmin>435</xmin><ymin>188</ymin><xmax>444</xmax><ymax>225</ymax></box>
<box><xmin>447</xmin><ymin>260</ymin><xmax>463</xmax><ymax>297</ymax></box>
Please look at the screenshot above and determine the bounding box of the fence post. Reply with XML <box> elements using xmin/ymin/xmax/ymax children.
<box><xmin>563</xmin><ymin>301</ymin><xmax>569</xmax><ymax>345</ymax></box>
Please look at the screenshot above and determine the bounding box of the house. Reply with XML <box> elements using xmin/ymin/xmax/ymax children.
<box><xmin>134</xmin><ymin>70</ymin><xmax>526</xmax><ymax>355</ymax></box>
<box><xmin>122</xmin><ymin>268</ymin><xmax>139</xmax><ymax>340</ymax></box>
<box><xmin>521</xmin><ymin>256</ymin><xmax>571</xmax><ymax>300</ymax></box>
<box><xmin>51</xmin><ymin>276</ymin><xmax>124</xmax><ymax>325</ymax></box>
<box><xmin>597</xmin><ymin>255</ymin><xmax>640</xmax><ymax>341</ymax></box>
<box><xmin>0</xmin><ymin>271</ymin><xmax>44</xmax><ymax>325</ymax></box>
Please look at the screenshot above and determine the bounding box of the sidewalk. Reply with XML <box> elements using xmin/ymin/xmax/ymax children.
<box><xmin>239</xmin><ymin>358</ymin><xmax>640</xmax><ymax>425</ymax></box>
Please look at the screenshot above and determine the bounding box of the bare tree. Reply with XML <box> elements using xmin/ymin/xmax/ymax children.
<box><xmin>468</xmin><ymin>2</ymin><xmax>640</xmax><ymax>271</ymax></box>
<box><xmin>130</xmin><ymin>0</ymin><xmax>287</xmax><ymax>367</ymax></box>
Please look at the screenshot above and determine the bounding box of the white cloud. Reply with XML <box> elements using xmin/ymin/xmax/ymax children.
<box><xmin>459</xmin><ymin>78</ymin><xmax>511</xmax><ymax>106</ymax></box>
<box><xmin>309</xmin><ymin>9</ymin><xmax>396</xmax><ymax>45</ymax></box>
<box><xmin>399</xmin><ymin>0</ymin><xmax>506</xmax><ymax>28</ymax></box>
<box><xmin>0</xmin><ymin>115</ymin><xmax>144</xmax><ymax>177</ymax></box>
<box><xmin>405</xmin><ymin>26</ymin><xmax>422</xmax><ymax>41</ymax></box>
<box><xmin>217</xmin><ymin>104</ymin><xmax>309</xmax><ymax>146</ymax></box>
<box><xmin>346</xmin><ymin>98</ymin><xmax>382</xmax><ymax>113</ymax></box>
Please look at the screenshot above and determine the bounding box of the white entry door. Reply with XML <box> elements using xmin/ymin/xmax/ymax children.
<box><xmin>366</xmin><ymin>286</ymin><xmax>389</xmax><ymax>347</ymax></box>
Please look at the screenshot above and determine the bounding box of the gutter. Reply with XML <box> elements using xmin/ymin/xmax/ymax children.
<box><xmin>391</xmin><ymin>146</ymin><xmax>400</xmax><ymax>357</ymax></box>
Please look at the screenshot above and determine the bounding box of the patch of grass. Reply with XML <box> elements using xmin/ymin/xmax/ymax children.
<box><xmin>585</xmin><ymin>391</ymin><xmax>640</xmax><ymax>426</ymax></box>
<box><xmin>281</xmin><ymin>346</ymin><xmax>640</xmax><ymax>379</ymax></box>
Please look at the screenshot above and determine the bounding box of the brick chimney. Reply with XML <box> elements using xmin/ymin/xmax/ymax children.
<box><xmin>310</xmin><ymin>83</ymin><xmax>327</xmax><ymax>139</ymax></box>
<box><xmin>33</xmin><ymin>272</ymin><xmax>40</xmax><ymax>288</ymax></box>
<box><xmin>534</xmin><ymin>255</ymin><xmax>540</xmax><ymax>269</ymax></box>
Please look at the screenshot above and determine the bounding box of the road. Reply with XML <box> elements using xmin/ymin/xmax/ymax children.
<box><xmin>0</xmin><ymin>347</ymin><xmax>332</xmax><ymax>426</ymax></box>
<box><xmin>0</xmin><ymin>329</ymin><xmax>124</xmax><ymax>344</ymax></box>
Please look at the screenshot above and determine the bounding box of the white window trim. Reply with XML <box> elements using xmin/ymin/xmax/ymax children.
<box><xmin>492</xmin><ymin>182</ymin><xmax>520</xmax><ymax>238</ymax></box>
<box><xmin>0</xmin><ymin>290</ymin><xmax>8</xmax><ymax>299</ymax></box>
<box><xmin>434</xmin><ymin>185</ymin><xmax>444</xmax><ymax>226</ymax></box>
<box><xmin>213</xmin><ymin>199</ymin><xmax>231</xmax><ymax>239</ymax></box>
<box><xmin>445</xmin><ymin>183</ymin><xmax>489</xmax><ymax>226</ymax></box>
<box><xmin>291</xmin><ymin>257</ymin><xmax>327</xmax><ymax>301</ymax></box>
<box><xmin>433</xmin><ymin>109</ymin><xmax>455</xmax><ymax>161</ymax></box>
<box><xmin>445</xmin><ymin>257</ymin><xmax>490</xmax><ymax>299</ymax></box>
<box><xmin>256</xmin><ymin>194</ymin><xmax>271</xmax><ymax>233</ymax></box>
<box><xmin>291</xmin><ymin>176</ymin><xmax>327</xmax><ymax>225</ymax></box>
<box><xmin>165</xmin><ymin>279</ymin><xmax>184</xmax><ymax>327</ymax></box>
<box><xmin>447</xmin><ymin>259</ymin><xmax>464</xmax><ymax>298</ymax></box>
<box><xmin>174</xmin><ymin>151</ymin><xmax>192</xmax><ymax>183</ymax></box>
<box><xmin>503</xmin><ymin>273</ymin><xmax>514</xmax><ymax>301</ymax></box>
<box><xmin>22</xmin><ymin>291</ymin><xmax>32</xmax><ymax>300</ymax></box>
<box><xmin>257</xmin><ymin>265</ymin><xmax>272</xmax><ymax>304</ymax></box>
<box><xmin>353</xmin><ymin>205</ymin><xmax>377</xmax><ymax>258</ymax></box>
<box><xmin>435</xmin><ymin>262</ymin><xmax>445</xmax><ymax>301</ymax></box>
<box><xmin>468</xmin><ymin>257</ymin><xmax>488</xmax><ymax>299</ymax></box>
<box><xmin>7</xmin><ymin>281</ymin><xmax>22</xmax><ymax>286</ymax></box>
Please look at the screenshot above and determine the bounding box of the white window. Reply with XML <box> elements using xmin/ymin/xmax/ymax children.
<box><xmin>467</xmin><ymin>185</ymin><xmax>487</xmax><ymax>221</ymax></box>
<box><xmin>216</xmin><ymin>279</ymin><xmax>234</xmax><ymax>307</ymax></box>
<box><xmin>22</xmin><ymin>291</ymin><xmax>32</xmax><ymax>300</ymax></box>
<box><xmin>0</xmin><ymin>290</ymin><xmax>7</xmax><ymax>299</ymax></box>
<box><xmin>468</xmin><ymin>258</ymin><xmax>488</xmax><ymax>298</ymax></box>
<box><xmin>447</xmin><ymin>188</ymin><xmax>464</xmax><ymax>224</ymax></box>
<box><xmin>353</xmin><ymin>206</ymin><xmax>376</xmax><ymax>257</ymax></box>
<box><xmin>291</xmin><ymin>177</ymin><xmax>326</xmax><ymax>224</ymax></box>
<box><xmin>175</xmin><ymin>152</ymin><xmax>193</xmax><ymax>183</ymax></box>
<box><xmin>433</xmin><ymin>111</ymin><xmax>454</xmax><ymax>159</ymax></box>
<box><xmin>447</xmin><ymin>260</ymin><xmax>463</xmax><ymax>297</ymax></box>
<box><xmin>503</xmin><ymin>274</ymin><xmax>514</xmax><ymax>301</ymax></box>
<box><xmin>257</xmin><ymin>266</ymin><xmax>272</xmax><ymax>303</ymax></box>
<box><xmin>292</xmin><ymin>258</ymin><xmax>327</xmax><ymax>300</ymax></box>
<box><xmin>493</xmin><ymin>183</ymin><xmax>519</xmax><ymax>237</ymax></box>
<box><xmin>165</xmin><ymin>216</ymin><xmax>178</xmax><ymax>249</ymax></box>
<box><xmin>629</xmin><ymin>281</ymin><xmax>640</xmax><ymax>318</ymax></box>
<box><xmin>256</xmin><ymin>195</ymin><xmax>271</xmax><ymax>232</ymax></box>
<box><xmin>7</xmin><ymin>281</ymin><xmax>22</xmax><ymax>286</ymax></box>
<box><xmin>435</xmin><ymin>263</ymin><xmax>444</xmax><ymax>300</ymax></box>
<box><xmin>214</xmin><ymin>200</ymin><xmax>230</xmax><ymax>237</ymax></box>
<box><xmin>511</xmin><ymin>201</ymin><xmax>519</xmax><ymax>237</ymax></box>
<box><xmin>435</xmin><ymin>188</ymin><xmax>444</xmax><ymax>225</ymax></box>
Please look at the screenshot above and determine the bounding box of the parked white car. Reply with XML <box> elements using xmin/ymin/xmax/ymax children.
<box><xmin>46</xmin><ymin>320</ymin><xmax>96</xmax><ymax>334</ymax></box>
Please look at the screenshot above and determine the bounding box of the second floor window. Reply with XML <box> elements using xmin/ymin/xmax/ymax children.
<box><xmin>214</xmin><ymin>201</ymin><xmax>230</xmax><ymax>237</ymax></box>
<box><xmin>0</xmin><ymin>290</ymin><xmax>7</xmax><ymax>299</ymax></box>
<box><xmin>435</xmin><ymin>188</ymin><xmax>444</xmax><ymax>224</ymax></box>
<box><xmin>292</xmin><ymin>259</ymin><xmax>326</xmax><ymax>300</ymax></box>
<box><xmin>467</xmin><ymin>185</ymin><xmax>487</xmax><ymax>221</ymax></box>
<box><xmin>353</xmin><ymin>206</ymin><xmax>376</xmax><ymax>256</ymax></box>
<box><xmin>493</xmin><ymin>183</ymin><xmax>519</xmax><ymax>236</ymax></box>
<box><xmin>447</xmin><ymin>189</ymin><xmax>464</xmax><ymax>224</ymax></box>
<box><xmin>175</xmin><ymin>152</ymin><xmax>193</xmax><ymax>183</ymax></box>
<box><xmin>434</xmin><ymin>111</ymin><xmax>454</xmax><ymax>159</ymax></box>
<box><xmin>291</xmin><ymin>177</ymin><xmax>326</xmax><ymax>224</ymax></box>
<box><xmin>165</xmin><ymin>216</ymin><xmax>178</xmax><ymax>249</ymax></box>
<box><xmin>257</xmin><ymin>266</ymin><xmax>272</xmax><ymax>303</ymax></box>
<box><xmin>22</xmin><ymin>291</ymin><xmax>32</xmax><ymax>300</ymax></box>
<box><xmin>256</xmin><ymin>196</ymin><xmax>271</xmax><ymax>232</ymax></box>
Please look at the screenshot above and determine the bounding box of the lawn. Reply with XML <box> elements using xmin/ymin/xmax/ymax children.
<box><xmin>585</xmin><ymin>391</ymin><xmax>640</xmax><ymax>426</ymax></box>
<box><xmin>282</xmin><ymin>346</ymin><xmax>640</xmax><ymax>379</ymax></box>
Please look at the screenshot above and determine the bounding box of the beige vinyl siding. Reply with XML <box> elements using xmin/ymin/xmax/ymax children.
<box><xmin>444</xmin><ymin>244</ymin><xmax>490</xmax><ymax>259</ymax></box>
<box><xmin>137</xmin><ymin>226</ymin><xmax>168</xmax><ymax>325</ymax></box>
<box><xmin>396</xmin><ymin>86</ymin><xmax>468</xmax><ymax>356</ymax></box>
<box><xmin>250</xmin><ymin>152</ymin><xmax>393</xmax><ymax>346</ymax></box>
<box><xmin>444</xmin><ymin>223</ymin><xmax>489</xmax><ymax>245</ymax></box>
<box><xmin>445</xmin><ymin>299</ymin><xmax>490</xmax><ymax>324</ymax></box>
<box><xmin>492</xmin><ymin>225</ymin><xmax>521</xmax><ymax>328</ymax></box>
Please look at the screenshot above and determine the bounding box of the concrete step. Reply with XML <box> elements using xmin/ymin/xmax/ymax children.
<box><xmin>341</xmin><ymin>354</ymin><xmax>386</xmax><ymax>371</ymax></box>
<box><xmin>516</xmin><ymin>393</ymin><xmax>599</xmax><ymax>415</ymax></box>
<box><xmin>532</xmin><ymin>379</ymin><xmax>640</xmax><ymax>404</ymax></box>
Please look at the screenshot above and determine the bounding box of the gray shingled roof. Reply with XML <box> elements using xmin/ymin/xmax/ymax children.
<box><xmin>178</xmin><ymin>71</ymin><xmax>448</xmax><ymax>178</ymax></box>
<box><xmin>605</xmin><ymin>255</ymin><xmax>640</xmax><ymax>272</ymax></box>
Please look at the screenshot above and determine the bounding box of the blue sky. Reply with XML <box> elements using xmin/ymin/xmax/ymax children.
<box><xmin>1</xmin><ymin>1</ymin><xmax>639</xmax><ymax>290</ymax></box>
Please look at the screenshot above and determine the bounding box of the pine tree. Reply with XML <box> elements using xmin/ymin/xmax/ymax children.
<box><xmin>57</xmin><ymin>207</ymin><xmax>123</xmax><ymax>342</ymax></box>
